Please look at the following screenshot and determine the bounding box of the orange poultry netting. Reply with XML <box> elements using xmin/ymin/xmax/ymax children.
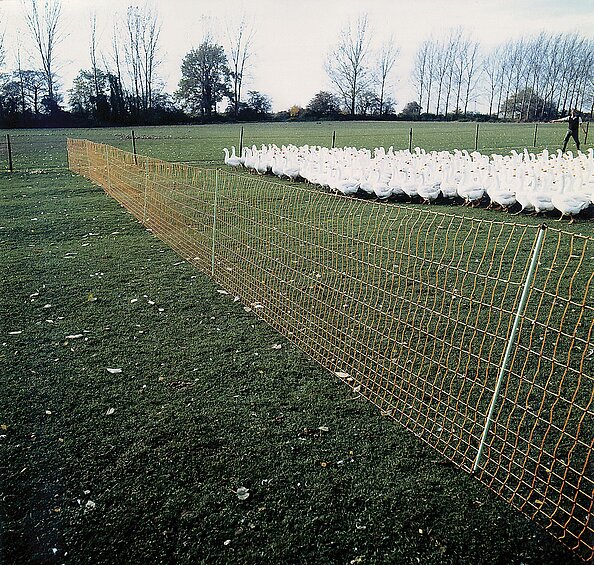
<box><xmin>68</xmin><ymin>138</ymin><xmax>593</xmax><ymax>561</ymax></box>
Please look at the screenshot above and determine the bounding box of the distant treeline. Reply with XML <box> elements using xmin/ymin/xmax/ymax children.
<box><xmin>0</xmin><ymin>2</ymin><xmax>592</xmax><ymax>129</ymax></box>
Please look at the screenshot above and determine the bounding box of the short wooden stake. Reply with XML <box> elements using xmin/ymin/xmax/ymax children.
<box><xmin>132</xmin><ymin>129</ymin><xmax>138</xmax><ymax>166</ymax></box>
<box><xmin>6</xmin><ymin>134</ymin><xmax>13</xmax><ymax>172</ymax></box>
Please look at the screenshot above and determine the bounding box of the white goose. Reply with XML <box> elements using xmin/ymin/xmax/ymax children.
<box><xmin>417</xmin><ymin>165</ymin><xmax>441</xmax><ymax>204</ymax></box>
<box><xmin>486</xmin><ymin>170</ymin><xmax>516</xmax><ymax>211</ymax></box>
<box><xmin>334</xmin><ymin>166</ymin><xmax>360</xmax><ymax>196</ymax></box>
<box><xmin>370</xmin><ymin>169</ymin><xmax>392</xmax><ymax>199</ymax></box>
<box><xmin>223</xmin><ymin>146</ymin><xmax>243</xmax><ymax>168</ymax></box>
<box><xmin>526</xmin><ymin>169</ymin><xmax>555</xmax><ymax>214</ymax></box>
<box><xmin>552</xmin><ymin>173</ymin><xmax>591</xmax><ymax>223</ymax></box>
<box><xmin>456</xmin><ymin>169</ymin><xmax>485</xmax><ymax>206</ymax></box>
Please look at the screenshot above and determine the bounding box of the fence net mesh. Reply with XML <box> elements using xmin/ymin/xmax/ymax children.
<box><xmin>68</xmin><ymin>138</ymin><xmax>593</xmax><ymax>561</ymax></box>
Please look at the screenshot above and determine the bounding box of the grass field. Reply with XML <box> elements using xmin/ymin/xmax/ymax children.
<box><xmin>2</xmin><ymin>120</ymin><xmax>593</xmax><ymax>172</ymax></box>
<box><xmin>1</xmin><ymin>123</ymin><xmax>591</xmax><ymax>564</ymax></box>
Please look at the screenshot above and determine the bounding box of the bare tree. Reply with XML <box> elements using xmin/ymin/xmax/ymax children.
<box><xmin>431</xmin><ymin>36</ymin><xmax>454</xmax><ymax>115</ymax></box>
<box><xmin>411</xmin><ymin>29</ymin><xmax>591</xmax><ymax>120</ymax></box>
<box><xmin>412</xmin><ymin>40</ymin><xmax>436</xmax><ymax>114</ymax></box>
<box><xmin>225</xmin><ymin>14</ymin><xmax>254</xmax><ymax>118</ymax></box>
<box><xmin>16</xmin><ymin>45</ymin><xmax>27</xmax><ymax>113</ymax></box>
<box><xmin>123</xmin><ymin>3</ymin><xmax>161</xmax><ymax>114</ymax></box>
<box><xmin>374</xmin><ymin>37</ymin><xmax>399</xmax><ymax>116</ymax></box>
<box><xmin>90</xmin><ymin>12</ymin><xmax>100</xmax><ymax>103</ymax></box>
<box><xmin>0</xmin><ymin>28</ymin><xmax>5</xmax><ymax>70</ymax></box>
<box><xmin>441</xmin><ymin>28</ymin><xmax>463</xmax><ymax>117</ymax></box>
<box><xmin>482</xmin><ymin>50</ymin><xmax>498</xmax><ymax>117</ymax></box>
<box><xmin>461</xmin><ymin>40</ymin><xmax>481</xmax><ymax>116</ymax></box>
<box><xmin>325</xmin><ymin>14</ymin><xmax>371</xmax><ymax>115</ymax></box>
<box><xmin>109</xmin><ymin>22</ymin><xmax>124</xmax><ymax>95</ymax></box>
<box><xmin>24</xmin><ymin>0</ymin><xmax>63</xmax><ymax>104</ymax></box>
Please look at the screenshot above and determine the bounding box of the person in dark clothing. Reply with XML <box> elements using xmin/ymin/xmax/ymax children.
<box><xmin>553</xmin><ymin>109</ymin><xmax>587</xmax><ymax>152</ymax></box>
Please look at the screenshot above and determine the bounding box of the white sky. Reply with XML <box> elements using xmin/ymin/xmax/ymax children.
<box><xmin>1</xmin><ymin>0</ymin><xmax>593</xmax><ymax>112</ymax></box>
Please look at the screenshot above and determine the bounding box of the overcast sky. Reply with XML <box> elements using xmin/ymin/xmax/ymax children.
<box><xmin>1</xmin><ymin>0</ymin><xmax>593</xmax><ymax>112</ymax></box>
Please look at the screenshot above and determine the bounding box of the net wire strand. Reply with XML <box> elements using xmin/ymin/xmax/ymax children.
<box><xmin>67</xmin><ymin>138</ymin><xmax>594</xmax><ymax>561</ymax></box>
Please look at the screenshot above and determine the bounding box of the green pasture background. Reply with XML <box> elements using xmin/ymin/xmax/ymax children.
<box><xmin>2</xmin><ymin>121</ymin><xmax>591</xmax><ymax>172</ymax></box>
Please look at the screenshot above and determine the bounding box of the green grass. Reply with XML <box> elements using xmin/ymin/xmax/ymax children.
<box><xmin>0</xmin><ymin>124</ymin><xmax>590</xmax><ymax>564</ymax></box>
<box><xmin>2</xmin><ymin>120</ymin><xmax>592</xmax><ymax>172</ymax></box>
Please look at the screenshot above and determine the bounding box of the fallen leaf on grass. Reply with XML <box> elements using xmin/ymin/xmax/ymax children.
<box><xmin>216</xmin><ymin>289</ymin><xmax>229</xmax><ymax>295</ymax></box>
<box><xmin>335</xmin><ymin>371</ymin><xmax>349</xmax><ymax>380</ymax></box>
<box><xmin>106</xmin><ymin>368</ymin><xmax>122</xmax><ymax>374</ymax></box>
<box><xmin>106</xmin><ymin>408</ymin><xmax>115</xmax><ymax>416</ymax></box>
<box><xmin>8</xmin><ymin>331</ymin><xmax>22</xmax><ymax>335</ymax></box>
<box><xmin>271</xmin><ymin>344</ymin><xmax>282</xmax><ymax>350</ymax></box>
<box><xmin>65</xmin><ymin>334</ymin><xmax>83</xmax><ymax>340</ymax></box>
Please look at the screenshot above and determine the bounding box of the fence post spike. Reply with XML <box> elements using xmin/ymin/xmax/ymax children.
<box><xmin>142</xmin><ymin>158</ymin><xmax>149</xmax><ymax>224</ymax></box>
<box><xmin>7</xmin><ymin>134</ymin><xmax>13</xmax><ymax>173</ymax></box>
<box><xmin>211</xmin><ymin>168</ymin><xmax>219</xmax><ymax>277</ymax></box>
<box><xmin>472</xmin><ymin>224</ymin><xmax>547</xmax><ymax>475</ymax></box>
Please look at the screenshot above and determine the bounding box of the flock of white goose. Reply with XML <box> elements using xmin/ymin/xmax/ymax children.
<box><xmin>223</xmin><ymin>144</ymin><xmax>594</xmax><ymax>221</ymax></box>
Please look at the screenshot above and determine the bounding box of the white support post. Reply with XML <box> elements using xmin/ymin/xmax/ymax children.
<box><xmin>143</xmin><ymin>158</ymin><xmax>149</xmax><ymax>224</ymax></box>
<box><xmin>86</xmin><ymin>141</ymin><xmax>91</xmax><ymax>179</ymax></box>
<box><xmin>211</xmin><ymin>169</ymin><xmax>219</xmax><ymax>277</ymax></box>
<box><xmin>105</xmin><ymin>145</ymin><xmax>111</xmax><ymax>192</ymax></box>
<box><xmin>472</xmin><ymin>224</ymin><xmax>547</xmax><ymax>474</ymax></box>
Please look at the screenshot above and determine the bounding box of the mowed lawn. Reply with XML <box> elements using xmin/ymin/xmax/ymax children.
<box><xmin>0</xmin><ymin>124</ymin><xmax>589</xmax><ymax>564</ymax></box>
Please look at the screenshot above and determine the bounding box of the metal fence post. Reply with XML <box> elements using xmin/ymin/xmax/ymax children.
<box><xmin>86</xmin><ymin>141</ymin><xmax>91</xmax><ymax>179</ymax></box>
<box><xmin>211</xmin><ymin>169</ymin><xmax>219</xmax><ymax>277</ymax></box>
<box><xmin>331</xmin><ymin>130</ymin><xmax>336</xmax><ymax>149</ymax></box>
<box><xmin>239</xmin><ymin>126</ymin><xmax>244</xmax><ymax>155</ymax></box>
<box><xmin>142</xmin><ymin>158</ymin><xmax>149</xmax><ymax>224</ymax></box>
<box><xmin>105</xmin><ymin>144</ymin><xmax>111</xmax><ymax>192</ymax></box>
<box><xmin>409</xmin><ymin>127</ymin><xmax>413</xmax><ymax>152</ymax></box>
<box><xmin>474</xmin><ymin>123</ymin><xmax>480</xmax><ymax>151</ymax></box>
<box><xmin>533</xmin><ymin>123</ymin><xmax>539</xmax><ymax>147</ymax></box>
<box><xmin>6</xmin><ymin>134</ymin><xmax>13</xmax><ymax>172</ymax></box>
<box><xmin>132</xmin><ymin>130</ymin><xmax>138</xmax><ymax>166</ymax></box>
<box><xmin>472</xmin><ymin>224</ymin><xmax>547</xmax><ymax>474</ymax></box>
